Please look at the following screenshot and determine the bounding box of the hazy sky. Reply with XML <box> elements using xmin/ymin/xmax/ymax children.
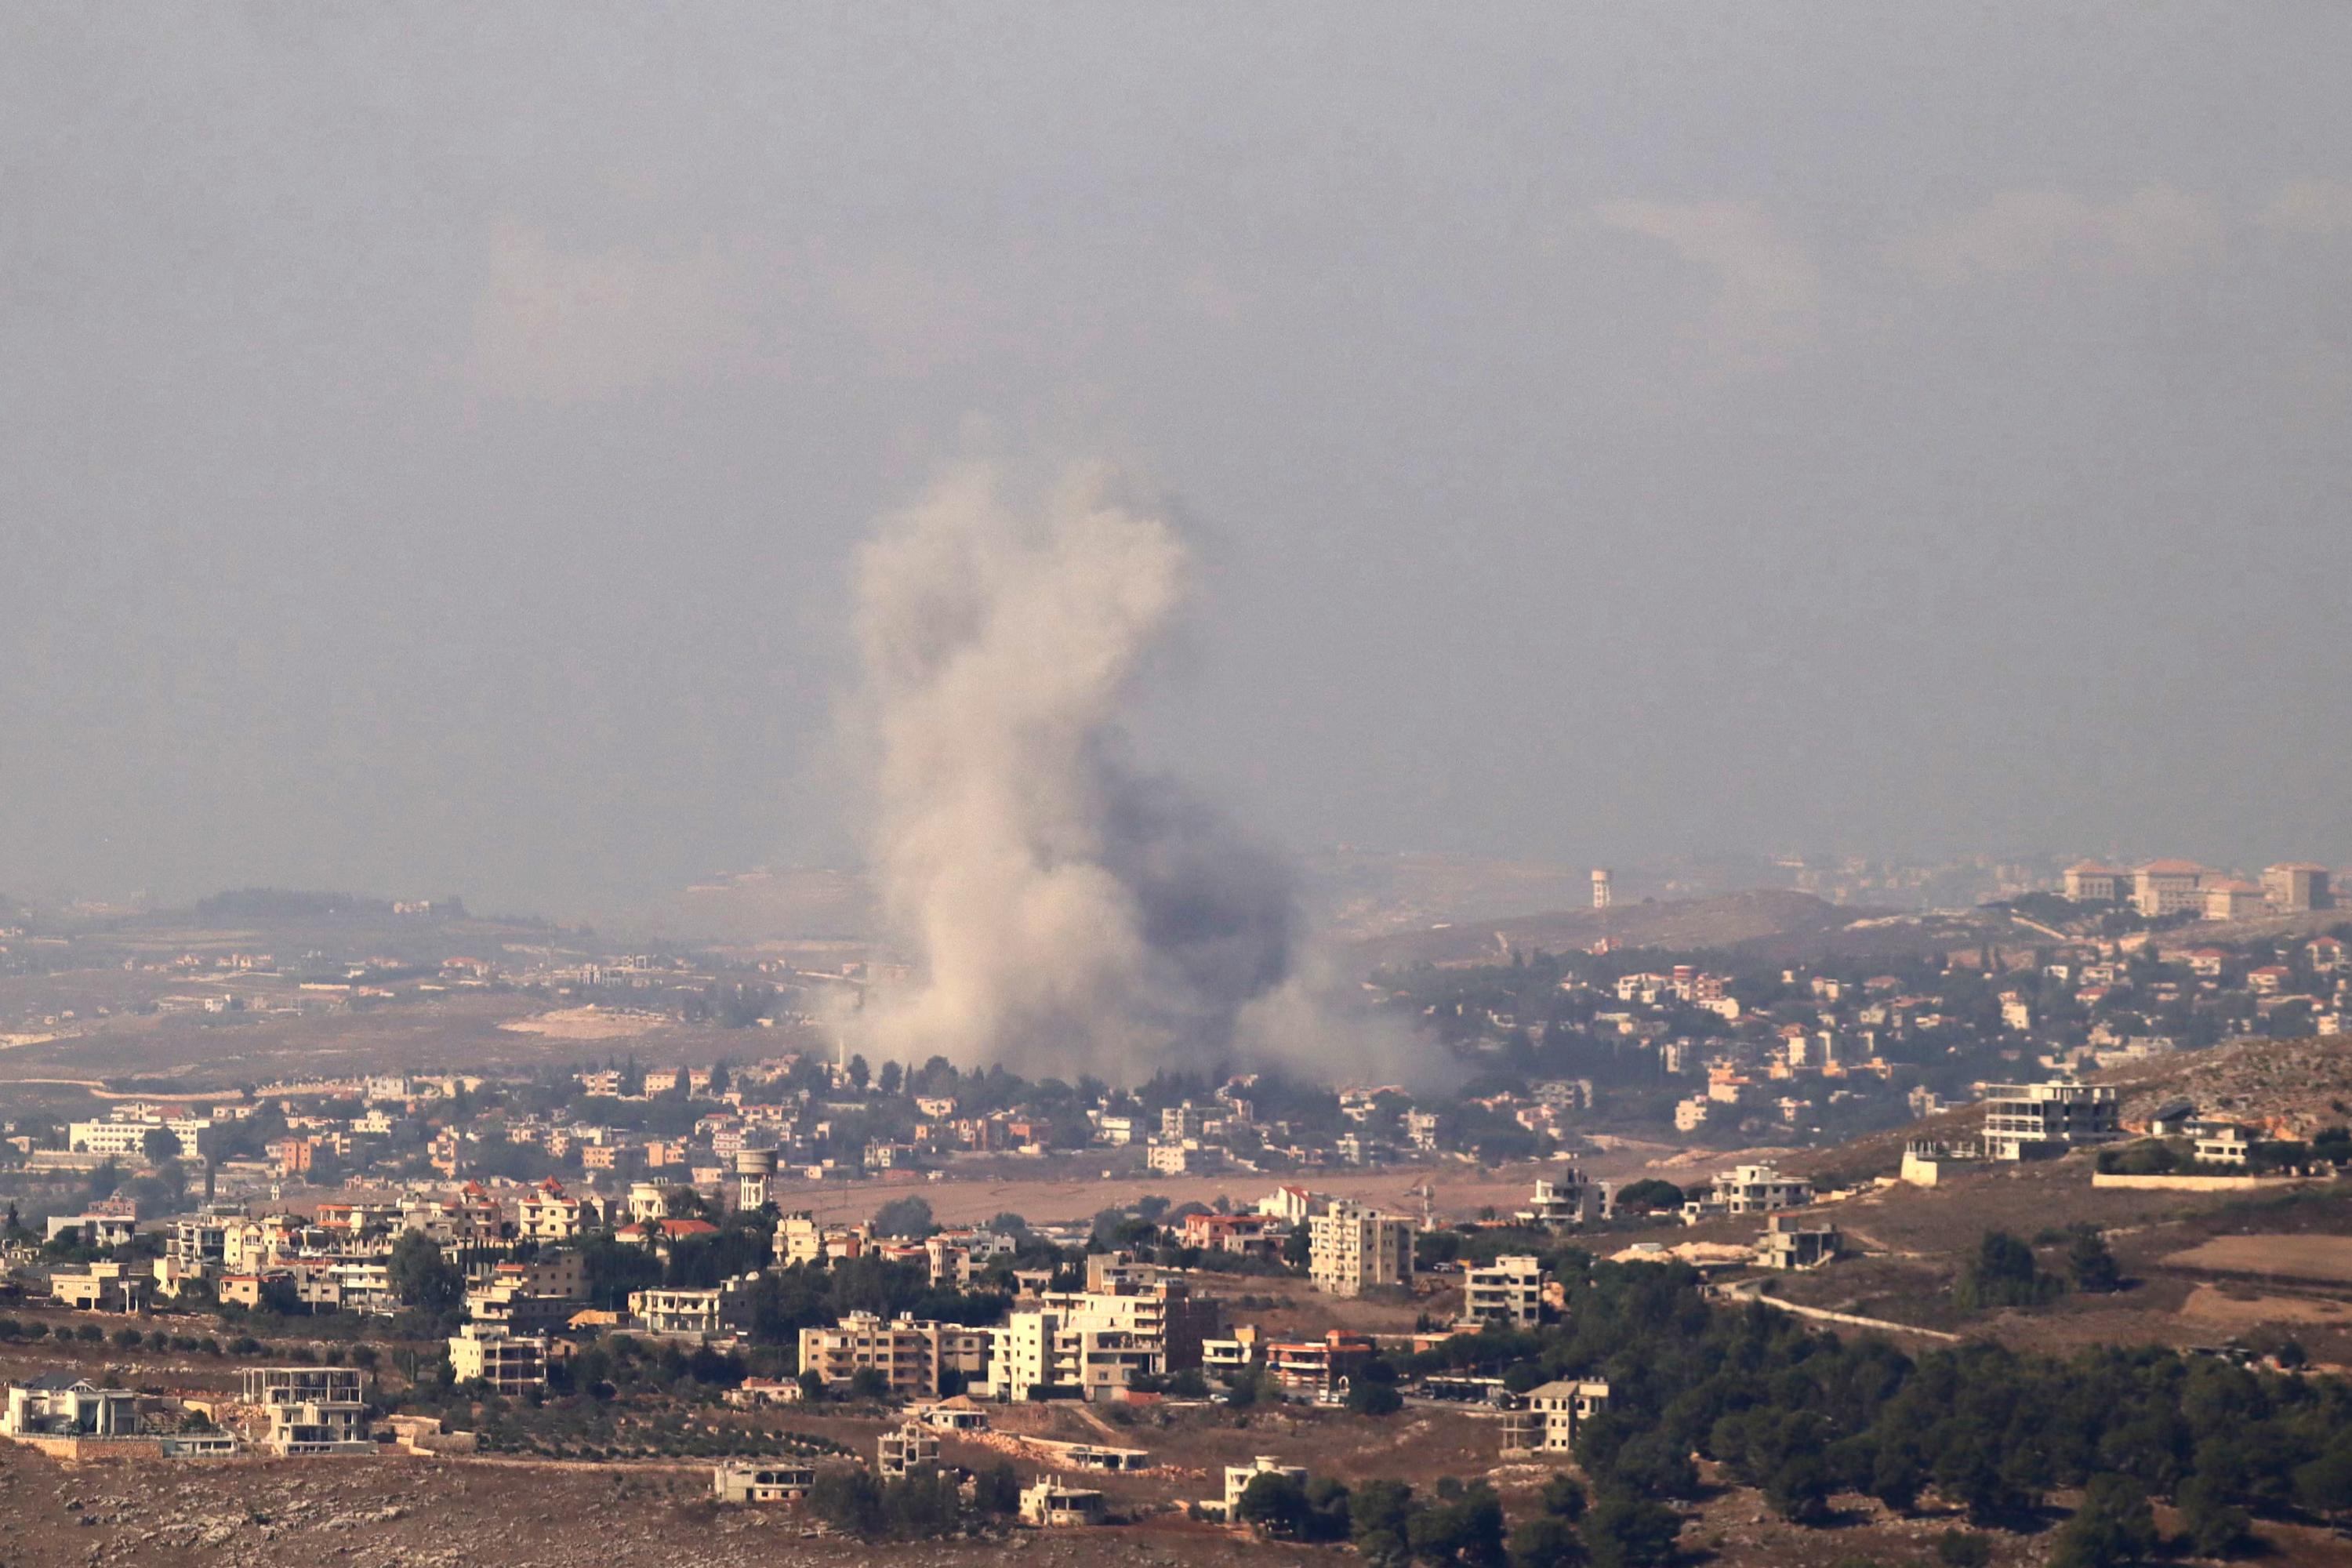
<box><xmin>5</xmin><ymin>5</ymin><xmax>2350</xmax><ymax>917</ymax></box>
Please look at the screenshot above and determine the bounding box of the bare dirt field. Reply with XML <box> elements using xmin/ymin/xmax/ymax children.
<box><xmin>2165</xmin><ymin>1233</ymin><xmax>2352</xmax><ymax>1285</ymax></box>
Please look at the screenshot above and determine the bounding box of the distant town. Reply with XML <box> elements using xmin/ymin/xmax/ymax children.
<box><xmin>4</xmin><ymin>856</ymin><xmax>2352</xmax><ymax>1561</ymax></box>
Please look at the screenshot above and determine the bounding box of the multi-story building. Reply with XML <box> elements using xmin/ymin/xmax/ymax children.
<box><xmin>448</xmin><ymin>1323</ymin><xmax>548</xmax><ymax>1394</ymax></box>
<box><xmin>1705</xmin><ymin>1164</ymin><xmax>1813</xmax><ymax>1215</ymax></box>
<box><xmin>1500</xmin><ymin>1379</ymin><xmax>1610</xmax><ymax>1455</ymax></box>
<box><xmin>2134</xmin><ymin>860</ymin><xmax>2210</xmax><ymax>918</ymax></box>
<box><xmin>1978</xmin><ymin>1079</ymin><xmax>2121</xmax><ymax>1160</ymax></box>
<box><xmin>2063</xmin><ymin>862</ymin><xmax>2126</xmax><ymax>904</ymax></box>
<box><xmin>713</xmin><ymin>1461</ymin><xmax>815</xmax><ymax>1503</ymax></box>
<box><xmin>242</xmin><ymin>1366</ymin><xmax>372</xmax><ymax>1455</ymax></box>
<box><xmin>877</xmin><ymin>1421</ymin><xmax>940</xmax><ymax>1478</ymax></box>
<box><xmin>1308</xmin><ymin>1202</ymin><xmax>1414</xmax><ymax>1298</ymax></box>
<box><xmin>1755</xmin><ymin>1215</ymin><xmax>1840</xmax><ymax>1271</ymax></box>
<box><xmin>2264</xmin><ymin>863</ymin><xmax>2333</xmax><ymax>913</ymax></box>
<box><xmin>4</xmin><ymin>1374</ymin><xmax>136</xmax><ymax>1438</ymax></box>
<box><xmin>1461</xmin><ymin>1254</ymin><xmax>1544</xmax><ymax>1328</ymax></box>
<box><xmin>2205</xmin><ymin>880</ymin><xmax>2267</xmax><ymax>921</ymax></box>
<box><xmin>628</xmin><ymin>1275</ymin><xmax>757</xmax><ymax>1340</ymax></box>
<box><xmin>797</xmin><ymin>1313</ymin><xmax>990</xmax><ymax>1399</ymax></box>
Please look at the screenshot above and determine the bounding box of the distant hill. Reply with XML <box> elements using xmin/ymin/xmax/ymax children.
<box><xmin>191</xmin><ymin>888</ymin><xmax>396</xmax><ymax>922</ymax></box>
<box><xmin>1782</xmin><ymin>1033</ymin><xmax>2352</xmax><ymax>1184</ymax></box>
<box><xmin>1349</xmin><ymin>888</ymin><xmax>1873</xmax><ymax>971</ymax></box>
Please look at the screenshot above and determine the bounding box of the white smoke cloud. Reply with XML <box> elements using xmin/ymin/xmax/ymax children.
<box><xmin>841</xmin><ymin>461</ymin><xmax>1413</xmax><ymax>1086</ymax></box>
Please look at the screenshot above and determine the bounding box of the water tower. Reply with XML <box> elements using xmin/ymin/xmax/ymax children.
<box><xmin>733</xmin><ymin>1147</ymin><xmax>778</xmax><ymax>1212</ymax></box>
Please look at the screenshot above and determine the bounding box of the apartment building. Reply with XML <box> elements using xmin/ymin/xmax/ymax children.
<box><xmin>877</xmin><ymin>1420</ymin><xmax>940</xmax><ymax>1478</ymax></box>
<box><xmin>1705</xmin><ymin>1165</ymin><xmax>1814</xmax><ymax>1215</ymax></box>
<box><xmin>1308</xmin><ymin>1201</ymin><xmax>1415</xmax><ymax>1298</ymax></box>
<box><xmin>2063</xmin><ymin>862</ymin><xmax>2126</xmax><ymax>903</ymax></box>
<box><xmin>628</xmin><ymin>1274</ymin><xmax>758</xmax><ymax>1340</ymax></box>
<box><xmin>242</xmin><ymin>1366</ymin><xmax>372</xmax><ymax>1456</ymax></box>
<box><xmin>2264</xmin><ymin>863</ymin><xmax>2332</xmax><ymax>913</ymax></box>
<box><xmin>1461</xmin><ymin>1254</ymin><xmax>1544</xmax><ymax>1329</ymax></box>
<box><xmin>1501</xmin><ymin>1379</ymin><xmax>1611</xmax><ymax>1455</ymax></box>
<box><xmin>1978</xmin><ymin>1079</ymin><xmax>2121</xmax><ymax>1160</ymax></box>
<box><xmin>448</xmin><ymin>1323</ymin><xmax>548</xmax><ymax>1394</ymax></box>
<box><xmin>1265</xmin><ymin>1331</ymin><xmax>1377</xmax><ymax>1400</ymax></box>
<box><xmin>2134</xmin><ymin>860</ymin><xmax>2209</xmax><ymax>918</ymax></box>
<box><xmin>797</xmin><ymin>1312</ymin><xmax>990</xmax><ymax>1399</ymax></box>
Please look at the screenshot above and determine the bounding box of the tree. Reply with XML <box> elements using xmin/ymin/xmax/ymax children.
<box><xmin>1238</xmin><ymin>1472</ymin><xmax>1310</xmax><ymax>1537</ymax></box>
<box><xmin>1935</xmin><ymin>1531</ymin><xmax>1991</xmax><ymax>1568</ymax></box>
<box><xmin>1955</xmin><ymin>1230</ymin><xmax>2061</xmax><ymax>1311</ymax></box>
<box><xmin>2067</xmin><ymin>1230</ymin><xmax>2122</xmax><ymax>1294</ymax></box>
<box><xmin>877</xmin><ymin>1061</ymin><xmax>904</xmax><ymax>1096</ymax></box>
<box><xmin>2176</xmin><ymin>1471</ymin><xmax>2252</xmax><ymax>1559</ymax></box>
<box><xmin>1766</xmin><ymin>1454</ymin><xmax>1833</xmax><ymax>1525</ymax></box>
<box><xmin>1508</xmin><ymin>1515</ymin><xmax>1587</xmax><ymax>1568</ymax></box>
<box><xmin>847</xmin><ymin>1054</ymin><xmax>870</xmax><ymax>1091</ymax></box>
<box><xmin>1584</xmin><ymin>1491</ymin><xmax>1680</xmax><ymax>1568</ymax></box>
<box><xmin>873</xmin><ymin>1196</ymin><xmax>935</xmax><ymax>1240</ymax></box>
<box><xmin>1349</xmin><ymin>1380</ymin><xmax>1404</xmax><ymax>1417</ymax></box>
<box><xmin>1541</xmin><ymin>1474</ymin><xmax>1588</xmax><ymax>1522</ymax></box>
<box><xmin>808</xmin><ymin>1465</ymin><xmax>883</xmax><ymax>1537</ymax></box>
<box><xmin>387</xmin><ymin>1232</ymin><xmax>463</xmax><ymax>1314</ymax></box>
<box><xmin>1283</xmin><ymin>1226</ymin><xmax>1311</xmax><ymax>1269</ymax></box>
<box><xmin>2049</xmin><ymin>1474</ymin><xmax>2158</xmax><ymax>1568</ymax></box>
<box><xmin>1612</xmin><ymin>1179</ymin><xmax>1684</xmax><ymax>1214</ymax></box>
<box><xmin>140</xmin><ymin>1127</ymin><xmax>182</xmax><ymax>1166</ymax></box>
<box><xmin>974</xmin><ymin>1461</ymin><xmax>1020</xmax><ymax>1515</ymax></box>
<box><xmin>1352</xmin><ymin>1477</ymin><xmax>1417</xmax><ymax>1556</ymax></box>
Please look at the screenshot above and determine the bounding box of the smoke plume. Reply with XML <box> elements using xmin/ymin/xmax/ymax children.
<box><xmin>844</xmin><ymin>463</ymin><xmax>1314</xmax><ymax>1083</ymax></box>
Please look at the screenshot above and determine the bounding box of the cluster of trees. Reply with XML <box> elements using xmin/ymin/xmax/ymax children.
<box><xmin>1432</xmin><ymin>1254</ymin><xmax>2352</xmax><ymax>1562</ymax></box>
<box><xmin>1234</xmin><ymin>1469</ymin><xmax>1657</xmax><ymax>1568</ymax></box>
<box><xmin>804</xmin><ymin>1459</ymin><xmax>1021</xmax><ymax>1539</ymax></box>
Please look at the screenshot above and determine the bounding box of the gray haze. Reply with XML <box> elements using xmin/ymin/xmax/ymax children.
<box><xmin>5</xmin><ymin>5</ymin><xmax>2351</xmax><ymax>917</ymax></box>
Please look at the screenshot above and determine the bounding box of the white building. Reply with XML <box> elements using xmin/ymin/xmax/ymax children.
<box><xmin>1308</xmin><ymin>1202</ymin><xmax>1414</xmax><ymax>1298</ymax></box>
<box><xmin>1977</xmin><ymin>1080</ymin><xmax>2121</xmax><ymax>1161</ymax></box>
<box><xmin>1461</xmin><ymin>1254</ymin><xmax>1544</xmax><ymax>1328</ymax></box>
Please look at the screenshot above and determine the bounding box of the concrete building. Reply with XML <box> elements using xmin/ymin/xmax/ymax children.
<box><xmin>2134</xmin><ymin>860</ymin><xmax>2210</xmax><ymax>919</ymax></box>
<box><xmin>49</xmin><ymin>1260</ymin><xmax>148</xmax><ymax>1313</ymax></box>
<box><xmin>733</xmin><ymin>1147</ymin><xmax>777</xmax><ymax>1211</ymax></box>
<box><xmin>1978</xmin><ymin>1079</ymin><xmax>2121</xmax><ymax>1160</ymax></box>
<box><xmin>5</xmin><ymin>1374</ymin><xmax>136</xmax><ymax>1438</ymax></box>
<box><xmin>2204</xmin><ymin>880</ymin><xmax>2267</xmax><ymax>921</ymax></box>
<box><xmin>2265</xmin><ymin>863</ymin><xmax>2332</xmax><ymax>913</ymax></box>
<box><xmin>877</xmin><ymin>1420</ymin><xmax>940</xmax><ymax>1478</ymax></box>
<box><xmin>448</xmin><ymin>1323</ymin><xmax>548</xmax><ymax>1394</ymax></box>
<box><xmin>1706</xmin><ymin>1165</ymin><xmax>1813</xmax><ymax>1215</ymax></box>
<box><xmin>1019</xmin><ymin>1477</ymin><xmax>1108</xmax><ymax>1526</ymax></box>
<box><xmin>1755</xmin><ymin>1214</ymin><xmax>1841</xmax><ymax>1271</ymax></box>
<box><xmin>1461</xmin><ymin>1254</ymin><xmax>1544</xmax><ymax>1328</ymax></box>
<box><xmin>628</xmin><ymin>1275</ymin><xmax>758</xmax><ymax>1340</ymax></box>
<box><xmin>1592</xmin><ymin>868</ymin><xmax>1613</xmax><ymax>911</ymax></box>
<box><xmin>713</xmin><ymin>1460</ymin><xmax>815</xmax><ymax>1503</ymax></box>
<box><xmin>1208</xmin><ymin>1455</ymin><xmax>1309</xmax><ymax>1520</ymax></box>
<box><xmin>797</xmin><ymin>1312</ymin><xmax>991</xmax><ymax>1399</ymax></box>
<box><xmin>1515</xmin><ymin>1167</ymin><xmax>1604</xmax><ymax>1229</ymax></box>
<box><xmin>1501</xmin><ymin>1380</ymin><xmax>1611</xmax><ymax>1454</ymax></box>
<box><xmin>1308</xmin><ymin>1201</ymin><xmax>1414</xmax><ymax>1298</ymax></box>
<box><xmin>2063</xmin><ymin>862</ymin><xmax>2126</xmax><ymax>903</ymax></box>
<box><xmin>1898</xmin><ymin>1138</ymin><xmax>1983</xmax><ymax>1186</ymax></box>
